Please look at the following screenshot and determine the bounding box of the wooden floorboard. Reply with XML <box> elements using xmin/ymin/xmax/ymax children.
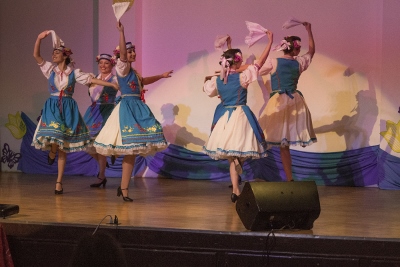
<box><xmin>1</xmin><ymin>172</ymin><xmax>400</xmax><ymax>240</ymax></box>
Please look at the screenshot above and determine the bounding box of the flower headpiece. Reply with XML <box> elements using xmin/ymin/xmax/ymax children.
<box><xmin>54</xmin><ymin>46</ymin><xmax>75</xmax><ymax>67</ymax></box>
<box><xmin>96</xmin><ymin>53</ymin><xmax>116</xmax><ymax>66</ymax></box>
<box><xmin>273</xmin><ymin>39</ymin><xmax>301</xmax><ymax>52</ymax></box>
<box><xmin>293</xmin><ymin>40</ymin><xmax>301</xmax><ymax>49</ymax></box>
<box><xmin>55</xmin><ymin>46</ymin><xmax>73</xmax><ymax>56</ymax></box>
<box><xmin>113</xmin><ymin>42</ymin><xmax>136</xmax><ymax>58</ymax></box>
<box><xmin>234</xmin><ymin>52</ymin><xmax>242</xmax><ymax>63</ymax></box>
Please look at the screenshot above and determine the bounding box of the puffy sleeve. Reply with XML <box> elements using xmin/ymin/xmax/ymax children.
<box><xmin>258</xmin><ymin>58</ymin><xmax>273</xmax><ymax>76</ymax></box>
<box><xmin>39</xmin><ymin>61</ymin><xmax>56</xmax><ymax>79</ymax></box>
<box><xmin>74</xmin><ymin>69</ymin><xmax>94</xmax><ymax>86</ymax></box>
<box><xmin>203</xmin><ymin>76</ymin><xmax>219</xmax><ymax>97</ymax></box>
<box><xmin>115</xmin><ymin>58</ymin><xmax>130</xmax><ymax>77</ymax></box>
<box><xmin>296</xmin><ymin>53</ymin><xmax>312</xmax><ymax>73</ymax></box>
<box><xmin>239</xmin><ymin>64</ymin><xmax>260</xmax><ymax>88</ymax></box>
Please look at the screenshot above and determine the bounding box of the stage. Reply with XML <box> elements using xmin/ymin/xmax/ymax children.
<box><xmin>1</xmin><ymin>172</ymin><xmax>400</xmax><ymax>266</ymax></box>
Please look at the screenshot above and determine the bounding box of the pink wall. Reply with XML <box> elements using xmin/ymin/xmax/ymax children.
<box><xmin>0</xmin><ymin>0</ymin><xmax>398</xmax><ymax>155</ymax></box>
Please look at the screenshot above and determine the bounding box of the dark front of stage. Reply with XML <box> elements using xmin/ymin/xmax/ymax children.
<box><xmin>3</xmin><ymin>222</ymin><xmax>400</xmax><ymax>267</ymax></box>
<box><xmin>2</xmin><ymin>173</ymin><xmax>400</xmax><ymax>266</ymax></box>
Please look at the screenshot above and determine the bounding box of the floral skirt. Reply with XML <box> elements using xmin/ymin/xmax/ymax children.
<box><xmin>94</xmin><ymin>97</ymin><xmax>167</xmax><ymax>156</ymax></box>
<box><xmin>32</xmin><ymin>96</ymin><xmax>91</xmax><ymax>152</ymax></box>
<box><xmin>83</xmin><ymin>103</ymin><xmax>114</xmax><ymax>154</ymax></box>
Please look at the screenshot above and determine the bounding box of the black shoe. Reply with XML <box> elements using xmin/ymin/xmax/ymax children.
<box><xmin>231</xmin><ymin>193</ymin><xmax>239</xmax><ymax>203</ymax></box>
<box><xmin>48</xmin><ymin>150</ymin><xmax>57</xmax><ymax>165</ymax></box>
<box><xmin>229</xmin><ymin>175</ymin><xmax>242</xmax><ymax>188</ymax></box>
<box><xmin>117</xmin><ymin>186</ymin><xmax>133</xmax><ymax>202</ymax></box>
<box><xmin>90</xmin><ymin>178</ymin><xmax>107</xmax><ymax>188</ymax></box>
<box><xmin>55</xmin><ymin>182</ymin><xmax>63</xmax><ymax>195</ymax></box>
<box><xmin>111</xmin><ymin>155</ymin><xmax>116</xmax><ymax>165</ymax></box>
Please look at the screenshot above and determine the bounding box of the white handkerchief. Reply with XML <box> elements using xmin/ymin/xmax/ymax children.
<box><xmin>48</xmin><ymin>30</ymin><xmax>64</xmax><ymax>49</ymax></box>
<box><xmin>282</xmin><ymin>17</ymin><xmax>304</xmax><ymax>29</ymax></box>
<box><xmin>112</xmin><ymin>2</ymin><xmax>132</xmax><ymax>21</ymax></box>
<box><xmin>244</xmin><ymin>21</ymin><xmax>268</xmax><ymax>47</ymax></box>
<box><xmin>214</xmin><ymin>35</ymin><xmax>229</xmax><ymax>50</ymax></box>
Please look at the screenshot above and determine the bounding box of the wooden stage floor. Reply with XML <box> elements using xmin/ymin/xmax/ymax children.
<box><xmin>1</xmin><ymin>171</ymin><xmax>400</xmax><ymax>240</ymax></box>
<box><xmin>3</xmin><ymin>172</ymin><xmax>400</xmax><ymax>266</ymax></box>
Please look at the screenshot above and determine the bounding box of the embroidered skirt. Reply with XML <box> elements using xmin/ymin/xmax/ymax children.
<box><xmin>32</xmin><ymin>96</ymin><xmax>91</xmax><ymax>152</ymax></box>
<box><xmin>83</xmin><ymin>103</ymin><xmax>115</xmax><ymax>154</ymax></box>
<box><xmin>94</xmin><ymin>96</ymin><xmax>167</xmax><ymax>156</ymax></box>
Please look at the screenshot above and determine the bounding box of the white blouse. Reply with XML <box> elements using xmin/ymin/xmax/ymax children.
<box><xmin>115</xmin><ymin>58</ymin><xmax>130</xmax><ymax>77</ymax></box>
<box><xmin>39</xmin><ymin>61</ymin><xmax>93</xmax><ymax>91</ymax></box>
<box><xmin>203</xmin><ymin>64</ymin><xmax>260</xmax><ymax>97</ymax></box>
<box><xmin>258</xmin><ymin>53</ymin><xmax>312</xmax><ymax>76</ymax></box>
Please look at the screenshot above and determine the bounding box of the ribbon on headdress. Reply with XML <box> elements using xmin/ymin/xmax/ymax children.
<box><xmin>273</xmin><ymin>40</ymin><xmax>291</xmax><ymax>51</ymax></box>
<box><xmin>273</xmin><ymin>39</ymin><xmax>301</xmax><ymax>52</ymax></box>
<box><xmin>244</xmin><ymin>21</ymin><xmax>268</xmax><ymax>47</ymax></box>
<box><xmin>96</xmin><ymin>54</ymin><xmax>116</xmax><ymax>66</ymax></box>
<box><xmin>112</xmin><ymin>0</ymin><xmax>134</xmax><ymax>21</ymax></box>
<box><xmin>282</xmin><ymin>17</ymin><xmax>304</xmax><ymax>29</ymax></box>
<box><xmin>219</xmin><ymin>57</ymin><xmax>231</xmax><ymax>84</ymax></box>
<box><xmin>214</xmin><ymin>35</ymin><xmax>229</xmax><ymax>50</ymax></box>
<box><xmin>48</xmin><ymin>30</ymin><xmax>64</xmax><ymax>49</ymax></box>
<box><xmin>113</xmin><ymin>42</ymin><xmax>135</xmax><ymax>58</ymax></box>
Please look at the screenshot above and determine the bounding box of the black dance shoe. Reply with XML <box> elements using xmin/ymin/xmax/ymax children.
<box><xmin>55</xmin><ymin>182</ymin><xmax>63</xmax><ymax>195</ymax></box>
<box><xmin>117</xmin><ymin>186</ymin><xmax>133</xmax><ymax>202</ymax></box>
<box><xmin>90</xmin><ymin>178</ymin><xmax>107</xmax><ymax>188</ymax></box>
<box><xmin>231</xmin><ymin>193</ymin><xmax>239</xmax><ymax>203</ymax></box>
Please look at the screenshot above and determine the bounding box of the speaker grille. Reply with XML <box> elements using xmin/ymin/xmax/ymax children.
<box><xmin>236</xmin><ymin>181</ymin><xmax>320</xmax><ymax>231</ymax></box>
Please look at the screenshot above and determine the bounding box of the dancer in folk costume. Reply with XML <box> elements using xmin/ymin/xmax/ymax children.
<box><xmin>83</xmin><ymin>54</ymin><xmax>119</xmax><ymax>188</ymax></box>
<box><xmin>203</xmin><ymin>31</ymin><xmax>274</xmax><ymax>203</ymax></box>
<box><xmin>94</xmin><ymin>22</ymin><xmax>173</xmax><ymax>201</ymax></box>
<box><xmin>258</xmin><ymin>22</ymin><xmax>316</xmax><ymax>182</ymax></box>
<box><xmin>32</xmin><ymin>30</ymin><xmax>118</xmax><ymax>194</ymax></box>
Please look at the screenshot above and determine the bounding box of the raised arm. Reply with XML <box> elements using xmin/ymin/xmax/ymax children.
<box><xmin>117</xmin><ymin>22</ymin><xmax>127</xmax><ymax>61</ymax></box>
<box><xmin>33</xmin><ymin>31</ymin><xmax>50</xmax><ymax>64</ymax></box>
<box><xmin>256</xmin><ymin>30</ymin><xmax>273</xmax><ymax>69</ymax></box>
<box><xmin>303</xmin><ymin>22</ymin><xmax>315</xmax><ymax>58</ymax></box>
<box><xmin>142</xmin><ymin>70</ymin><xmax>173</xmax><ymax>85</ymax></box>
<box><xmin>91</xmin><ymin>78</ymin><xmax>119</xmax><ymax>90</ymax></box>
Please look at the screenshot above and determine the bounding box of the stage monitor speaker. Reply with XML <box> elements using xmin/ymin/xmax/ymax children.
<box><xmin>236</xmin><ymin>181</ymin><xmax>320</xmax><ymax>231</ymax></box>
<box><xmin>0</xmin><ymin>204</ymin><xmax>19</xmax><ymax>219</ymax></box>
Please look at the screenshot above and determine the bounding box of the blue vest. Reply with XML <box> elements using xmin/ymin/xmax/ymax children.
<box><xmin>271</xmin><ymin>58</ymin><xmax>300</xmax><ymax>99</ymax></box>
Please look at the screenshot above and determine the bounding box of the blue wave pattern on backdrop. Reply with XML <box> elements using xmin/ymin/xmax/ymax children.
<box><xmin>17</xmin><ymin>112</ymin><xmax>399</xmax><ymax>189</ymax></box>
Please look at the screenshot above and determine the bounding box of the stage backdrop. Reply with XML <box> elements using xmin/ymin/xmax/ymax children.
<box><xmin>0</xmin><ymin>0</ymin><xmax>399</xmax><ymax>188</ymax></box>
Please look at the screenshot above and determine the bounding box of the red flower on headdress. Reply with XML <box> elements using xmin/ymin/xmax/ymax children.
<box><xmin>113</xmin><ymin>46</ymin><xmax>120</xmax><ymax>58</ymax></box>
<box><xmin>62</xmin><ymin>47</ymin><xmax>73</xmax><ymax>56</ymax></box>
